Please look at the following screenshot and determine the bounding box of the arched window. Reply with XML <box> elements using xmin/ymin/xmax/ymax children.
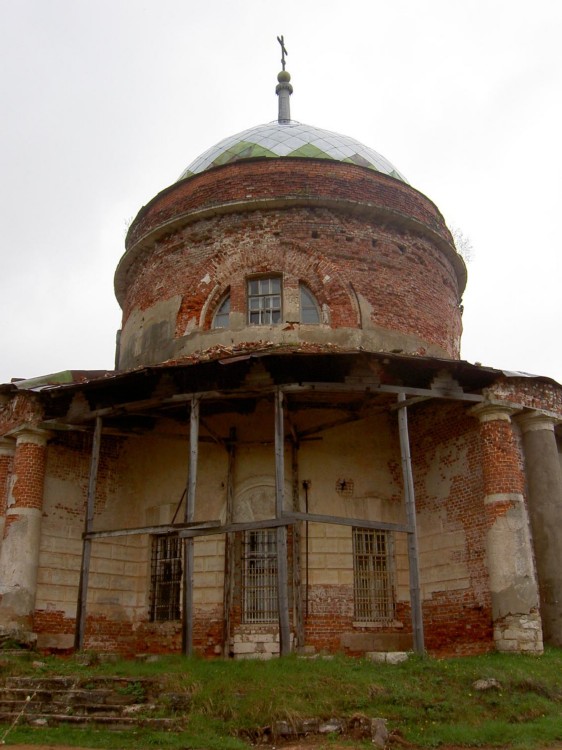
<box><xmin>300</xmin><ymin>284</ymin><xmax>320</xmax><ymax>324</ymax></box>
<box><xmin>212</xmin><ymin>294</ymin><xmax>230</xmax><ymax>329</ymax></box>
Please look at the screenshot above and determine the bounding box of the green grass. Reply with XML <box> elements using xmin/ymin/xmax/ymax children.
<box><xmin>1</xmin><ymin>649</ymin><xmax>562</xmax><ymax>748</ymax></box>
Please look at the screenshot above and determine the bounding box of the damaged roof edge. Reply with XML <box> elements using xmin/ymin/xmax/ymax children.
<box><xmin>8</xmin><ymin>370</ymin><xmax>113</xmax><ymax>392</ymax></box>
<box><xmin>2</xmin><ymin>346</ymin><xmax>560</xmax><ymax>396</ymax></box>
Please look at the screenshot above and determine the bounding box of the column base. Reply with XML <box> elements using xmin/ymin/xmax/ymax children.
<box><xmin>493</xmin><ymin>612</ymin><xmax>543</xmax><ymax>653</ymax></box>
<box><xmin>0</xmin><ymin>623</ymin><xmax>37</xmax><ymax>650</ymax></box>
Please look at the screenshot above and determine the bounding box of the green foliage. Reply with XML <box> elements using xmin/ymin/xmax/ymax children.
<box><xmin>0</xmin><ymin>648</ymin><xmax>561</xmax><ymax>748</ymax></box>
<box><xmin>116</xmin><ymin>680</ymin><xmax>146</xmax><ymax>703</ymax></box>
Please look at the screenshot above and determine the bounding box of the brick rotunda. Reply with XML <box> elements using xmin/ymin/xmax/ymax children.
<box><xmin>1</xmin><ymin>52</ymin><xmax>561</xmax><ymax>658</ymax></box>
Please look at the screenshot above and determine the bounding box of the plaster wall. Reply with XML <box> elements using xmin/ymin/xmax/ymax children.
<box><xmin>409</xmin><ymin>401</ymin><xmax>494</xmax><ymax>652</ymax></box>
<box><xmin>28</xmin><ymin>398</ymin><xmax>514</xmax><ymax>656</ymax></box>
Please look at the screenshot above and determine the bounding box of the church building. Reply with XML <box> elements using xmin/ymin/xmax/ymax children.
<box><xmin>1</xmin><ymin>50</ymin><xmax>561</xmax><ymax>658</ymax></box>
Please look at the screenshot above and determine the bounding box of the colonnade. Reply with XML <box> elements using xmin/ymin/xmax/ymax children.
<box><xmin>0</xmin><ymin>403</ymin><xmax>560</xmax><ymax>652</ymax></box>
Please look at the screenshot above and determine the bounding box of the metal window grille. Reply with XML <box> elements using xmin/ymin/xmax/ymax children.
<box><xmin>243</xmin><ymin>529</ymin><xmax>278</xmax><ymax>623</ymax></box>
<box><xmin>149</xmin><ymin>535</ymin><xmax>182</xmax><ymax>622</ymax></box>
<box><xmin>353</xmin><ymin>527</ymin><xmax>394</xmax><ymax>623</ymax></box>
<box><xmin>247</xmin><ymin>277</ymin><xmax>282</xmax><ymax>325</ymax></box>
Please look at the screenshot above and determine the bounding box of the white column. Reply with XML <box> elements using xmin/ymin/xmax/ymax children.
<box><xmin>517</xmin><ymin>412</ymin><xmax>562</xmax><ymax>645</ymax></box>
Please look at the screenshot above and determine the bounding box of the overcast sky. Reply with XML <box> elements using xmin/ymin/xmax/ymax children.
<box><xmin>1</xmin><ymin>0</ymin><xmax>561</xmax><ymax>385</ymax></box>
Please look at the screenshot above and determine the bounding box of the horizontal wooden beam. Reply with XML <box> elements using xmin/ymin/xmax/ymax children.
<box><xmin>288</xmin><ymin>511</ymin><xmax>412</xmax><ymax>534</ymax></box>
<box><xmin>85</xmin><ymin>519</ymin><xmax>221</xmax><ymax>540</ymax></box>
<box><xmin>85</xmin><ymin>511</ymin><xmax>412</xmax><ymax>542</ymax></box>
<box><xmin>174</xmin><ymin>512</ymin><xmax>412</xmax><ymax>538</ymax></box>
<box><xmin>288</xmin><ymin>382</ymin><xmax>484</xmax><ymax>403</ymax></box>
<box><xmin>42</xmin><ymin>377</ymin><xmax>485</xmax><ymax>429</ymax></box>
<box><xmin>179</xmin><ymin>516</ymin><xmax>296</xmax><ymax>538</ymax></box>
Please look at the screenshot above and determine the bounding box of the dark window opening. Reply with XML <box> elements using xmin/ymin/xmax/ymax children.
<box><xmin>353</xmin><ymin>527</ymin><xmax>394</xmax><ymax>623</ymax></box>
<box><xmin>243</xmin><ymin>529</ymin><xmax>278</xmax><ymax>623</ymax></box>
<box><xmin>150</xmin><ymin>535</ymin><xmax>182</xmax><ymax>622</ymax></box>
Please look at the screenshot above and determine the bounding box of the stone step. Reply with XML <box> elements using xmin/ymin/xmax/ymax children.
<box><xmin>0</xmin><ymin>699</ymin><xmax>139</xmax><ymax>717</ymax></box>
<box><xmin>2</xmin><ymin>687</ymin><xmax>147</xmax><ymax>705</ymax></box>
<box><xmin>0</xmin><ymin>674</ymin><xmax>181</xmax><ymax>730</ymax></box>
<box><xmin>5</xmin><ymin>675</ymin><xmax>155</xmax><ymax>690</ymax></box>
<box><xmin>0</xmin><ymin>711</ymin><xmax>175</xmax><ymax>729</ymax></box>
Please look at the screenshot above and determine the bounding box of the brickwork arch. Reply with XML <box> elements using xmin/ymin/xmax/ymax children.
<box><xmin>176</xmin><ymin>238</ymin><xmax>358</xmax><ymax>335</ymax></box>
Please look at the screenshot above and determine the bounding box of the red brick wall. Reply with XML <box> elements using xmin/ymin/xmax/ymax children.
<box><xmin>0</xmin><ymin>392</ymin><xmax>43</xmax><ymax>437</ymax></box>
<box><xmin>0</xmin><ymin>450</ymin><xmax>13</xmax><ymax>518</ymax></box>
<box><xmin>409</xmin><ymin>401</ymin><xmax>494</xmax><ymax>654</ymax></box>
<box><xmin>34</xmin><ymin>608</ymin><xmax>223</xmax><ymax>657</ymax></box>
<box><xmin>125</xmin><ymin>160</ymin><xmax>453</xmax><ymax>250</ymax></box>
<box><xmin>11</xmin><ymin>440</ymin><xmax>47</xmax><ymax>510</ymax></box>
<box><xmin>485</xmin><ymin>378</ymin><xmax>562</xmax><ymax>416</ymax></box>
<box><xmin>477</xmin><ymin>417</ymin><xmax>526</xmax><ymax>498</ymax></box>
<box><xmin>120</xmin><ymin>204</ymin><xmax>462</xmax><ymax>358</ymax></box>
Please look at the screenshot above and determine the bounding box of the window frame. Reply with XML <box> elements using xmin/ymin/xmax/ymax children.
<box><xmin>299</xmin><ymin>283</ymin><xmax>321</xmax><ymax>324</ymax></box>
<box><xmin>352</xmin><ymin>527</ymin><xmax>395</xmax><ymax>624</ymax></box>
<box><xmin>149</xmin><ymin>534</ymin><xmax>182</xmax><ymax>622</ymax></box>
<box><xmin>212</xmin><ymin>293</ymin><xmax>231</xmax><ymax>329</ymax></box>
<box><xmin>247</xmin><ymin>276</ymin><xmax>283</xmax><ymax>326</ymax></box>
<box><xmin>242</xmin><ymin>528</ymin><xmax>278</xmax><ymax>624</ymax></box>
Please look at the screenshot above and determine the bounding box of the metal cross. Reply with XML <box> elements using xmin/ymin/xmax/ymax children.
<box><xmin>277</xmin><ymin>35</ymin><xmax>288</xmax><ymax>70</ymax></box>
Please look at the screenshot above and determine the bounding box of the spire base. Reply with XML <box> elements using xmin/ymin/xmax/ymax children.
<box><xmin>276</xmin><ymin>71</ymin><xmax>293</xmax><ymax>123</ymax></box>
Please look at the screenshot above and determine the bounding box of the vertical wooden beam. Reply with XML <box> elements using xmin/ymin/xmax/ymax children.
<box><xmin>75</xmin><ymin>416</ymin><xmax>102</xmax><ymax>651</ymax></box>
<box><xmin>397</xmin><ymin>393</ymin><xmax>425</xmax><ymax>654</ymax></box>
<box><xmin>275</xmin><ymin>389</ymin><xmax>291</xmax><ymax>656</ymax></box>
<box><xmin>182</xmin><ymin>396</ymin><xmax>200</xmax><ymax>656</ymax></box>
<box><xmin>291</xmin><ymin>438</ymin><xmax>305</xmax><ymax>650</ymax></box>
<box><xmin>222</xmin><ymin>428</ymin><xmax>236</xmax><ymax>657</ymax></box>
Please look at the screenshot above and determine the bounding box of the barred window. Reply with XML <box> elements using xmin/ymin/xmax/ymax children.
<box><xmin>149</xmin><ymin>535</ymin><xmax>182</xmax><ymax>622</ymax></box>
<box><xmin>353</xmin><ymin>528</ymin><xmax>394</xmax><ymax>623</ymax></box>
<box><xmin>247</xmin><ymin>277</ymin><xmax>282</xmax><ymax>325</ymax></box>
<box><xmin>243</xmin><ymin>529</ymin><xmax>278</xmax><ymax>623</ymax></box>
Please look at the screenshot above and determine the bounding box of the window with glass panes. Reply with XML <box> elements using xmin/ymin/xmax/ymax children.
<box><xmin>352</xmin><ymin>527</ymin><xmax>394</xmax><ymax>622</ymax></box>
<box><xmin>212</xmin><ymin>294</ymin><xmax>230</xmax><ymax>328</ymax></box>
<box><xmin>247</xmin><ymin>277</ymin><xmax>282</xmax><ymax>325</ymax></box>
<box><xmin>300</xmin><ymin>284</ymin><xmax>320</xmax><ymax>324</ymax></box>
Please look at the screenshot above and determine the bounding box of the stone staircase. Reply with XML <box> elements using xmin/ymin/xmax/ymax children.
<box><xmin>0</xmin><ymin>675</ymin><xmax>182</xmax><ymax>729</ymax></box>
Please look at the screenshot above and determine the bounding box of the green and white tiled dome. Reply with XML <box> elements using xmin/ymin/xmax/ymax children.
<box><xmin>177</xmin><ymin>120</ymin><xmax>408</xmax><ymax>183</ymax></box>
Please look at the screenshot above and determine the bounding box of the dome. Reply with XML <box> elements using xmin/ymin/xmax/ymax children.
<box><xmin>177</xmin><ymin>120</ymin><xmax>408</xmax><ymax>183</ymax></box>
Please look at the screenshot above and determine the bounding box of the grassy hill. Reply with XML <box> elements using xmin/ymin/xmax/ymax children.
<box><xmin>1</xmin><ymin>648</ymin><xmax>561</xmax><ymax>749</ymax></box>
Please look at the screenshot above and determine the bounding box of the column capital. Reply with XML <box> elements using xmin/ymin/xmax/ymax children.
<box><xmin>0</xmin><ymin>437</ymin><xmax>16</xmax><ymax>457</ymax></box>
<box><xmin>469</xmin><ymin>402</ymin><xmax>519</xmax><ymax>424</ymax></box>
<box><xmin>516</xmin><ymin>411</ymin><xmax>560</xmax><ymax>435</ymax></box>
<box><xmin>10</xmin><ymin>425</ymin><xmax>51</xmax><ymax>448</ymax></box>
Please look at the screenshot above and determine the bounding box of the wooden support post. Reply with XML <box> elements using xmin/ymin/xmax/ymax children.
<box><xmin>75</xmin><ymin>416</ymin><xmax>102</xmax><ymax>651</ymax></box>
<box><xmin>182</xmin><ymin>396</ymin><xmax>200</xmax><ymax>657</ymax></box>
<box><xmin>291</xmin><ymin>438</ymin><xmax>305</xmax><ymax>650</ymax></box>
<box><xmin>275</xmin><ymin>389</ymin><xmax>291</xmax><ymax>656</ymax></box>
<box><xmin>222</xmin><ymin>428</ymin><xmax>236</xmax><ymax>657</ymax></box>
<box><xmin>397</xmin><ymin>393</ymin><xmax>425</xmax><ymax>654</ymax></box>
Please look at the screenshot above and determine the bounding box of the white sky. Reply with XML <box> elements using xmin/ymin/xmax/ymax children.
<box><xmin>1</xmin><ymin>0</ymin><xmax>561</xmax><ymax>385</ymax></box>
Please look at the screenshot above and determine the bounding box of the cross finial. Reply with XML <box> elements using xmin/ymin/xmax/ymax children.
<box><xmin>277</xmin><ymin>35</ymin><xmax>288</xmax><ymax>71</ymax></box>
